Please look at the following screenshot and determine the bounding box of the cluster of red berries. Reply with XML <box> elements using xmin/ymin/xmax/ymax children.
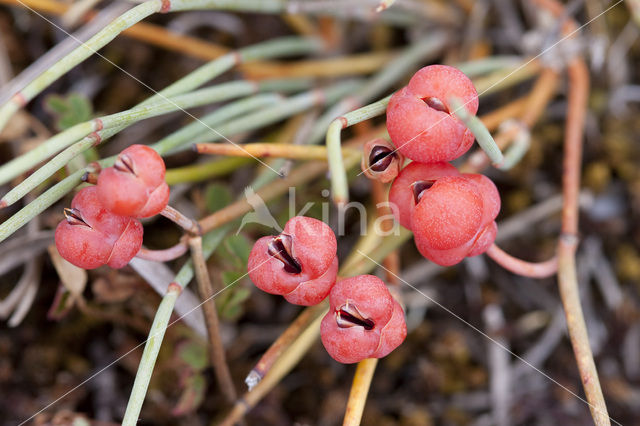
<box><xmin>55</xmin><ymin>144</ymin><xmax>169</xmax><ymax>269</ymax></box>
<box><xmin>248</xmin><ymin>216</ymin><xmax>407</xmax><ymax>364</ymax></box>
<box><xmin>381</xmin><ymin>65</ymin><xmax>501</xmax><ymax>266</ymax></box>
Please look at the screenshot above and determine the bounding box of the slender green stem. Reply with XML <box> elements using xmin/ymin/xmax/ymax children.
<box><xmin>0</xmin><ymin>0</ymin><xmax>319</xmax><ymax>133</ymax></box>
<box><xmin>140</xmin><ymin>36</ymin><xmax>322</xmax><ymax>106</ymax></box>
<box><xmin>307</xmin><ymin>34</ymin><xmax>446</xmax><ymax>146</ymax></box>
<box><xmin>0</xmin><ymin>80</ymin><xmax>306</xmax><ymax>191</ymax></box>
<box><xmin>0</xmin><ymin>35</ymin><xmax>320</xmax><ymax>185</ymax></box>
<box><xmin>122</xmin><ymin>226</ymin><xmax>230</xmax><ymax>425</ymax></box>
<box><xmin>449</xmin><ymin>96</ymin><xmax>505</xmax><ymax>166</ymax></box>
<box><xmin>189</xmin><ymin>80</ymin><xmax>362</xmax><ymax>145</ymax></box>
<box><xmin>497</xmin><ymin>120</ymin><xmax>531</xmax><ymax>171</ymax></box>
<box><xmin>121</xmin><ymin>282</ymin><xmax>181</xmax><ymax>426</ymax></box>
<box><xmin>326</xmin><ymin>96</ymin><xmax>390</xmax><ymax>206</ymax></box>
<box><xmin>165</xmin><ymin>157</ymin><xmax>252</xmax><ymax>185</ymax></box>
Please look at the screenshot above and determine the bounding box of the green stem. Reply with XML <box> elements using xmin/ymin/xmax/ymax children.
<box><xmin>0</xmin><ymin>35</ymin><xmax>320</xmax><ymax>185</ymax></box>
<box><xmin>0</xmin><ymin>0</ymin><xmax>319</xmax><ymax>133</ymax></box>
<box><xmin>165</xmin><ymin>157</ymin><xmax>252</xmax><ymax>185</ymax></box>
<box><xmin>326</xmin><ymin>96</ymin><xmax>391</xmax><ymax>206</ymax></box>
<box><xmin>308</xmin><ymin>34</ymin><xmax>446</xmax><ymax>146</ymax></box>
<box><xmin>189</xmin><ymin>80</ymin><xmax>362</xmax><ymax>145</ymax></box>
<box><xmin>151</xmin><ymin>93</ymin><xmax>283</xmax><ymax>155</ymax></box>
<box><xmin>121</xmin><ymin>282</ymin><xmax>181</xmax><ymax>426</ymax></box>
<box><xmin>449</xmin><ymin>97</ymin><xmax>504</xmax><ymax>166</ymax></box>
<box><xmin>122</xmin><ymin>226</ymin><xmax>230</xmax><ymax>425</ymax></box>
<box><xmin>0</xmin><ymin>79</ymin><xmax>306</xmax><ymax>190</ymax></box>
<box><xmin>0</xmin><ymin>80</ymin><xmax>303</xmax><ymax>206</ymax></box>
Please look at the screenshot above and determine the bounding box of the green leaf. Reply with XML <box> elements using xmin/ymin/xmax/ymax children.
<box><xmin>204</xmin><ymin>183</ymin><xmax>232</xmax><ymax>213</ymax></box>
<box><xmin>44</xmin><ymin>93</ymin><xmax>94</xmax><ymax>131</ymax></box>
<box><xmin>177</xmin><ymin>340</ymin><xmax>208</xmax><ymax>371</ymax></box>
<box><xmin>224</xmin><ymin>234</ymin><xmax>252</xmax><ymax>265</ymax></box>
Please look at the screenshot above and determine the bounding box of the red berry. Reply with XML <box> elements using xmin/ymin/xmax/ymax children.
<box><xmin>386</xmin><ymin>65</ymin><xmax>478</xmax><ymax>163</ymax></box>
<box><xmin>411</xmin><ymin>173</ymin><xmax>500</xmax><ymax>266</ymax></box>
<box><xmin>388</xmin><ymin>161</ymin><xmax>459</xmax><ymax>229</ymax></box>
<box><xmin>320</xmin><ymin>275</ymin><xmax>406</xmax><ymax>364</ymax></box>
<box><xmin>55</xmin><ymin>186</ymin><xmax>143</xmax><ymax>269</ymax></box>
<box><xmin>411</xmin><ymin>176</ymin><xmax>483</xmax><ymax>250</ymax></box>
<box><xmin>97</xmin><ymin>144</ymin><xmax>170</xmax><ymax>218</ymax></box>
<box><xmin>247</xmin><ymin>216</ymin><xmax>338</xmax><ymax>306</ymax></box>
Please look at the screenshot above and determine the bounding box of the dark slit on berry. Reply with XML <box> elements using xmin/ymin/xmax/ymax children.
<box><xmin>114</xmin><ymin>153</ymin><xmax>137</xmax><ymax>176</ymax></box>
<box><xmin>63</xmin><ymin>208</ymin><xmax>90</xmax><ymax>227</ymax></box>
<box><xmin>335</xmin><ymin>302</ymin><xmax>375</xmax><ymax>330</ymax></box>
<box><xmin>267</xmin><ymin>234</ymin><xmax>302</xmax><ymax>274</ymax></box>
<box><xmin>422</xmin><ymin>96</ymin><xmax>449</xmax><ymax>114</ymax></box>
<box><xmin>411</xmin><ymin>180</ymin><xmax>436</xmax><ymax>204</ymax></box>
<box><xmin>369</xmin><ymin>145</ymin><xmax>394</xmax><ymax>172</ymax></box>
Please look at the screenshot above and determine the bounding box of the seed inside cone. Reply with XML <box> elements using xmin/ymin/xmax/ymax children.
<box><xmin>63</xmin><ymin>208</ymin><xmax>90</xmax><ymax>227</ymax></box>
<box><xmin>267</xmin><ymin>234</ymin><xmax>302</xmax><ymax>274</ymax></box>
<box><xmin>114</xmin><ymin>153</ymin><xmax>136</xmax><ymax>175</ymax></box>
<box><xmin>335</xmin><ymin>301</ymin><xmax>374</xmax><ymax>330</ymax></box>
<box><xmin>411</xmin><ymin>180</ymin><xmax>435</xmax><ymax>204</ymax></box>
<box><xmin>369</xmin><ymin>145</ymin><xmax>394</xmax><ymax>172</ymax></box>
<box><xmin>422</xmin><ymin>96</ymin><xmax>449</xmax><ymax>114</ymax></box>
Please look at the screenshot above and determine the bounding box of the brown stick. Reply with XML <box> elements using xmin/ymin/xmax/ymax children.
<box><xmin>188</xmin><ymin>236</ymin><xmax>237</xmax><ymax>404</ymax></box>
<box><xmin>485</xmin><ymin>244</ymin><xmax>558</xmax><ymax>278</ymax></box>
<box><xmin>194</xmin><ymin>142</ymin><xmax>358</xmax><ymax>160</ymax></box>
<box><xmin>245</xmin><ymin>303</ymin><xmax>328</xmax><ymax>390</ymax></box>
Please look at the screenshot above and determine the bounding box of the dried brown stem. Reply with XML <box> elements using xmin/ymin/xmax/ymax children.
<box><xmin>245</xmin><ymin>303</ymin><xmax>327</xmax><ymax>390</ymax></box>
<box><xmin>194</xmin><ymin>142</ymin><xmax>357</xmax><ymax>160</ymax></box>
<box><xmin>188</xmin><ymin>236</ymin><xmax>237</xmax><ymax>404</ymax></box>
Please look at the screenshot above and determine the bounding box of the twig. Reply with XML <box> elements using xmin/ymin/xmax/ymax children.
<box><xmin>486</xmin><ymin>244</ymin><xmax>558</xmax><ymax>279</ymax></box>
<box><xmin>188</xmin><ymin>236</ymin><xmax>237</xmax><ymax>403</ymax></box>
<box><xmin>220</xmin><ymin>312</ymin><xmax>325</xmax><ymax>426</ymax></box>
<box><xmin>194</xmin><ymin>142</ymin><xmax>357</xmax><ymax>160</ymax></box>
<box><xmin>343</xmin><ymin>359</ymin><xmax>379</xmax><ymax>426</ymax></box>
<box><xmin>245</xmin><ymin>303</ymin><xmax>327</xmax><ymax>390</ymax></box>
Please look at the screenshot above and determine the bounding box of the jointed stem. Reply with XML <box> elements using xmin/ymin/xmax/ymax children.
<box><xmin>188</xmin><ymin>236</ymin><xmax>237</xmax><ymax>404</ymax></box>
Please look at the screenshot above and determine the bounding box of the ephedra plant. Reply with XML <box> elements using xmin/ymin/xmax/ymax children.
<box><xmin>0</xmin><ymin>0</ymin><xmax>629</xmax><ymax>425</ymax></box>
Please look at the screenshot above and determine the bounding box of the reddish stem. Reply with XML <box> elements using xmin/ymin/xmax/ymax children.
<box><xmin>485</xmin><ymin>244</ymin><xmax>558</xmax><ymax>278</ymax></box>
<box><xmin>135</xmin><ymin>241</ymin><xmax>188</xmax><ymax>262</ymax></box>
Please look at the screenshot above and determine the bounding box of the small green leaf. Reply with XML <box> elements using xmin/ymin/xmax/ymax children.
<box><xmin>224</xmin><ymin>234</ymin><xmax>252</xmax><ymax>265</ymax></box>
<box><xmin>204</xmin><ymin>183</ymin><xmax>232</xmax><ymax>213</ymax></box>
<box><xmin>44</xmin><ymin>93</ymin><xmax>94</xmax><ymax>131</ymax></box>
<box><xmin>172</xmin><ymin>373</ymin><xmax>206</xmax><ymax>416</ymax></box>
<box><xmin>177</xmin><ymin>341</ymin><xmax>208</xmax><ymax>371</ymax></box>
